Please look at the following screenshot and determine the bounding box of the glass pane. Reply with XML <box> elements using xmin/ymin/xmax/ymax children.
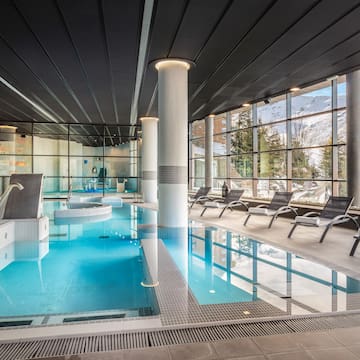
<box><xmin>104</xmin><ymin>143</ymin><xmax>130</xmax><ymax>157</ymax></box>
<box><xmin>230</xmin><ymin>155</ymin><xmax>253</xmax><ymax>178</ymax></box>
<box><xmin>191</xmin><ymin>119</ymin><xmax>205</xmax><ymax>139</ymax></box>
<box><xmin>104</xmin><ymin>157</ymin><xmax>131</xmax><ymax>178</ymax></box>
<box><xmin>191</xmin><ymin>138</ymin><xmax>205</xmax><ymax>158</ymax></box>
<box><xmin>213</xmin><ymin>113</ymin><xmax>227</xmax><ymax>134</ymax></box>
<box><xmin>33</xmin><ymin>123</ymin><xmax>68</xmax><ymax>135</ymax></box>
<box><xmin>193</xmin><ymin>158</ymin><xmax>205</xmax><ymax>177</ymax></box>
<box><xmin>291</xmin><ymin>81</ymin><xmax>332</xmax><ymax>117</ymax></box>
<box><xmin>292</xmin><ymin>147</ymin><xmax>332</xmax><ymax>179</ymax></box>
<box><xmin>291</xmin><ymin>113</ymin><xmax>332</xmax><ymax>148</ymax></box>
<box><xmin>258</xmin><ymin>122</ymin><xmax>286</xmax><ymax>152</ymax></box>
<box><xmin>230</xmin><ymin>129</ymin><xmax>252</xmax><ymax>154</ymax></box>
<box><xmin>0</xmin><ymin>155</ymin><xmax>16</xmax><ymax>175</ymax></box>
<box><xmin>337</xmin><ymin>110</ymin><xmax>346</xmax><ymax>144</ymax></box>
<box><xmin>257</xmin><ymin>179</ymin><xmax>287</xmax><ymax>198</ymax></box>
<box><xmin>212</xmin><ymin>178</ymin><xmax>224</xmax><ymax>192</ymax></box>
<box><xmin>338</xmin><ymin>181</ymin><xmax>347</xmax><ymax>196</ymax></box>
<box><xmin>33</xmin><ymin>156</ymin><xmax>68</xmax><ymax>177</ymax></box>
<box><xmin>337</xmin><ymin>75</ymin><xmax>346</xmax><ymax>108</ymax></box>
<box><xmin>213</xmin><ymin>134</ymin><xmax>227</xmax><ymax>156</ymax></box>
<box><xmin>33</xmin><ymin>135</ymin><xmax>68</xmax><ymax>155</ymax></box>
<box><xmin>0</xmin><ymin>122</ymin><xmax>33</xmax><ymax>135</ymax></box>
<box><xmin>291</xmin><ymin>180</ymin><xmax>332</xmax><ymax>204</ymax></box>
<box><xmin>258</xmin><ymin>151</ymin><xmax>287</xmax><ymax>178</ymax></box>
<box><xmin>230</xmin><ymin>179</ymin><xmax>253</xmax><ymax>197</ymax></box>
<box><xmin>338</xmin><ymin>145</ymin><xmax>346</xmax><ymax>180</ymax></box>
<box><xmin>42</xmin><ymin>176</ymin><xmax>65</xmax><ymax>195</ymax></box>
<box><xmin>105</xmin><ymin>125</ymin><xmax>134</xmax><ymax>139</ymax></box>
<box><xmin>213</xmin><ymin>157</ymin><xmax>227</xmax><ymax>177</ymax></box>
<box><xmin>231</xmin><ymin>107</ymin><xmax>252</xmax><ymax>129</ymax></box>
<box><xmin>191</xmin><ymin>178</ymin><xmax>205</xmax><ymax>189</ymax></box>
<box><xmin>15</xmin><ymin>134</ymin><xmax>32</xmax><ymax>155</ymax></box>
<box><xmin>70</xmin><ymin>124</ymin><xmax>104</xmax><ymax>136</ymax></box>
<box><xmin>256</xmin><ymin>94</ymin><xmax>286</xmax><ymax>124</ymax></box>
<box><xmin>15</xmin><ymin>155</ymin><xmax>32</xmax><ymax>173</ymax></box>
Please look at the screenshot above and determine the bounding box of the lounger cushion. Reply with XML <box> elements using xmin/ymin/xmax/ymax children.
<box><xmin>204</xmin><ymin>201</ymin><xmax>224</xmax><ymax>208</ymax></box>
<box><xmin>248</xmin><ymin>207</ymin><xmax>269</xmax><ymax>215</ymax></box>
<box><xmin>295</xmin><ymin>216</ymin><xmax>320</xmax><ymax>226</ymax></box>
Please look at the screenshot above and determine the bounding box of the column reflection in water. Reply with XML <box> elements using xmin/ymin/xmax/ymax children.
<box><xmin>139</xmin><ymin>208</ymin><xmax>159</xmax><ymax>287</ymax></box>
<box><xmin>205</xmin><ymin>228</ymin><xmax>214</xmax><ymax>291</ymax></box>
<box><xmin>159</xmin><ymin>226</ymin><xmax>188</xmax><ymax>282</ymax></box>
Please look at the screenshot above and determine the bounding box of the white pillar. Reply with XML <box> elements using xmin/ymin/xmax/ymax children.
<box><xmin>347</xmin><ymin>70</ymin><xmax>360</xmax><ymax>206</ymax></box>
<box><xmin>155</xmin><ymin>59</ymin><xmax>192</xmax><ymax>227</ymax></box>
<box><xmin>205</xmin><ymin>115</ymin><xmax>214</xmax><ymax>189</ymax></box>
<box><xmin>140</xmin><ymin>117</ymin><xmax>158</xmax><ymax>203</ymax></box>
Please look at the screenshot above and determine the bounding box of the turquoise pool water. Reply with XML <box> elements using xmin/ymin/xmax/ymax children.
<box><xmin>0</xmin><ymin>203</ymin><xmax>157</xmax><ymax>319</ymax></box>
<box><xmin>1</xmin><ymin>202</ymin><xmax>360</xmax><ymax>322</ymax></box>
<box><xmin>161</xmin><ymin>222</ymin><xmax>360</xmax><ymax>313</ymax></box>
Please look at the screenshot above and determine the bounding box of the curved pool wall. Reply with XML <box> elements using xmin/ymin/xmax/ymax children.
<box><xmin>53</xmin><ymin>195</ymin><xmax>123</xmax><ymax>222</ymax></box>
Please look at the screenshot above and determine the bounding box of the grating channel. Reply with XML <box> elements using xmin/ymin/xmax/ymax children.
<box><xmin>2</xmin><ymin>314</ymin><xmax>360</xmax><ymax>359</ymax></box>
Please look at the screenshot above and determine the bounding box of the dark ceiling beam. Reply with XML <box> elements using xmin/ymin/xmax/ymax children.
<box><xmin>129</xmin><ymin>0</ymin><xmax>156</xmax><ymax>134</ymax></box>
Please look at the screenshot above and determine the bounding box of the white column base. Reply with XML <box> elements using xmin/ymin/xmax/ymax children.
<box><xmin>142</xmin><ymin>179</ymin><xmax>158</xmax><ymax>204</ymax></box>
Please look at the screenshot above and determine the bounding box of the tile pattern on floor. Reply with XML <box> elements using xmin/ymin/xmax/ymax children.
<box><xmin>29</xmin><ymin>326</ymin><xmax>360</xmax><ymax>359</ymax></box>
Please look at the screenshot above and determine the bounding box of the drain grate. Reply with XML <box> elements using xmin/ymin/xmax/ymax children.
<box><xmin>1</xmin><ymin>314</ymin><xmax>360</xmax><ymax>359</ymax></box>
<box><xmin>0</xmin><ymin>320</ymin><xmax>32</xmax><ymax>328</ymax></box>
<box><xmin>63</xmin><ymin>313</ymin><xmax>125</xmax><ymax>323</ymax></box>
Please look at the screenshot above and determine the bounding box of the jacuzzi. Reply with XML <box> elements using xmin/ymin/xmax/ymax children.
<box><xmin>54</xmin><ymin>197</ymin><xmax>114</xmax><ymax>225</ymax></box>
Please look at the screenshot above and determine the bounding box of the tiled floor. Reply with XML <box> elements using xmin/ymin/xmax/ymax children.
<box><xmin>31</xmin><ymin>326</ymin><xmax>360</xmax><ymax>359</ymax></box>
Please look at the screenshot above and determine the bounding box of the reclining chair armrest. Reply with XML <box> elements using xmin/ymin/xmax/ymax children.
<box><xmin>331</xmin><ymin>214</ymin><xmax>360</xmax><ymax>228</ymax></box>
<box><xmin>230</xmin><ymin>200</ymin><xmax>249</xmax><ymax>209</ymax></box>
<box><xmin>276</xmin><ymin>205</ymin><xmax>298</xmax><ymax>215</ymax></box>
<box><xmin>302</xmin><ymin>211</ymin><xmax>321</xmax><ymax>217</ymax></box>
<box><xmin>255</xmin><ymin>204</ymin><xmax>269</xmax><ymax>208</ymax></box>
<box><xmin>196</xmin><ymin>195</ymin><xmax>210</xmax><ymax>202</ymax></box>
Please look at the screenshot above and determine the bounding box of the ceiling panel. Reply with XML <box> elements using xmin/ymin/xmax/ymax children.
<box><xmin>0</xmin><ymin>0</ymin><xmax>359</xmax><ymax>138</ymax></box>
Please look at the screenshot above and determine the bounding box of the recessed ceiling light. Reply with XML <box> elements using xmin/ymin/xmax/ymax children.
<box><xmin>242</xmin><ymin>103</ymin><xmax>251</xmax><ymax>107</ymax></box>
<box><xmin>209</xmin><ymin>289</ymin><xmax>216</xmax><ymax>294</ymax></box>
<box><xmin>290</xmin><ymin>87</ymin><xmax>300</xmax><ymax>92</ymax></box>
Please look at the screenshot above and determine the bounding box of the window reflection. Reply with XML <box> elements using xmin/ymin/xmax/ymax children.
<box><xmin>188</xmin><ymin>224</ymin><xmax>360</xmax><ymax>314</ymax></box>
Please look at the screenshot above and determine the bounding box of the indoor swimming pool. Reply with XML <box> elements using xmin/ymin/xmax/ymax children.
<box><xmin>1</xmin><ymin>202</ymin><xmax>360</xmax><ymax>327</ymax></box>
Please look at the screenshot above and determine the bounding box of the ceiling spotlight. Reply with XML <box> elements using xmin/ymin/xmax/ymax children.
<box><xmin>290</xmin><ymin>87</ymin><xmax>300</xmax><ymax>92</ymax></box>
<box><xmin>264</xmin><ymin>98</ymin><xmax>271</xmax><ymax>104</ymax></box>
<box><xmin>242</xmin><ymin>103</ymin><xmax>251</xmax><ymax>107</ymax></box>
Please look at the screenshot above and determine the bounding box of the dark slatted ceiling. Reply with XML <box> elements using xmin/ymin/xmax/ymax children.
<box><xmin>0</xmin><ymin>0</ymin><xmax>360</xmax><ymax>141</ymax></box>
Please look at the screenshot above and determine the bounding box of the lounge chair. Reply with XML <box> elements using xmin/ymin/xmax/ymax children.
<box><xmin>350</xmin><ymin>232</ymin><xmax>360</xmax><ymax>256</ymax></box>
<box><xmin>189</xmin><ymin>186</ymin><xmax>211</xmax><ymax>208</ymax></box>
<box><xmin>244</xmin><ymin>191</ymin><xmax>297</xmax><ymax>228</ymax></box>
<box><xmin>200</xmin><ymin>189</ymin><xmax>248</xmax><ymax>218</ymax></box>
<box><xmin>288</xmin><ymin>196</ymin><xmax>359</xmax><ymax>244</ymax></box>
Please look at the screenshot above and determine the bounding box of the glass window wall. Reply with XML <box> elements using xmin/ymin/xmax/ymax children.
<box><xmin>0</xmin><ymin>122</ymin><xmax>140</xmax><ymax>198</ymax></box>
<box><xmin>189</xmin><ymin>77</ymin><xmax>347</xmax><ymax>205</ymax></box>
